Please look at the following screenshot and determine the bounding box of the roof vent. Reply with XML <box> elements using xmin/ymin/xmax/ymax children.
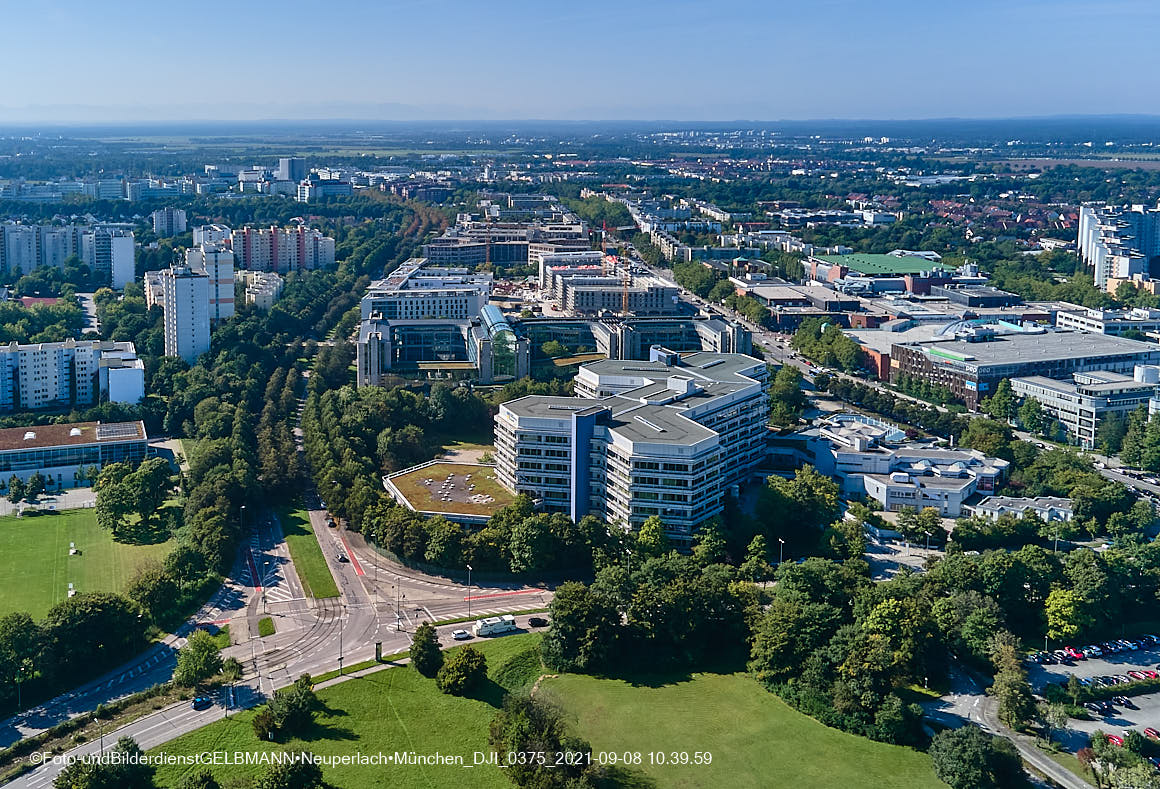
<box><xmin>23</xmin><ymin>431</ymin><xmax>35</xmax><ymax>441</ymax></box>
<box><xmin>70</xmin><ymin>428</ymin><xmax>82</xmax><ymax>436</ymax></box>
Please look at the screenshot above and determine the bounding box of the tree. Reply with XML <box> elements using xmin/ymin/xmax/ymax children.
<box><xmin>52</xmin><ymin>735</ymin><xmax>155</xmax><ymax>789</ymax></box>
<box><xmin>1018</xmin><ymin>398</ymin><xmax>1045</xmax><ymax>435</ymax></box>
<box><xmin>252</xmin><ymin>707</ymin><xmax>277</xmax><ymax>741</ymax></box>
<box><xmin>990</xmin><ymin>668</ymin><xmax>1036</xmax><ymax>729</ymax></box>
<box><xmin>25</xmin><ymin>472</ymin><xmax>45</xmax><ymax>499</ymax></box>
<box><xmin>174</xmin><ymin>629</ymin><xmax>223</xmax><ymax>687</ymax></box>
<box><xmin>253</xmin><ymin>754</ymin><xmax>324</xmax><ymax>789</ymax></box>
<box><xmin>126</xmin><ymin>563</ymin><xmax>179</xmax><ymax>625</ymax></box>
<box><xmin>982</xmin><ymin>379</ymin><xmax>1016</xmax><ymax>422</ymax></box>
<box><xmin>267</xmin><ymin>674</ymin><xmax>319</xmax><ymax>738</ymax></box>
<box><xmin>692</xmin><ymin>525</ymin><xmax>727</xmax><ymax>566</ymax></box>
<box><xmin>488</xmin><ymin>695</ymin><xmax>597</xmax><ymax>788</ymax></box>
<box><xmin>174</xmin><ymin>769</ymin><xmax>222</xmax><ymax>789</ymax></box>
<box><xmin>7</xmin><ymin>476</ymin><xmax>24</xmax><ymax>504</ymax></box>
<box><xmin>541</xmin><ymin>582</ymin><xmax>619</xmax><ymax>672</ymax></box>
<box><xmin>740</xmin><ymin>534</ymin><xmax>773</xmax><ymax>581</ymax></box>
<box><xmin>1041</xmin><ymin>702</ymin><xmax>1069</xmax><ymax>744</ymax></box>
<box><xmin>410</xmin><ymin>622</ymin><xmax>443</xmax><ymax>678</ymax></box>
<box><xmin>635</xmin><ymin>516</ymin><xmax>670</xmax><ymax>558</ymax></box>
<box><xmin>436</xmin><ymin>646</ymin><xmax>487</xmax><ymax>696</ymax></box>
<box><xmin>929</xmin><ymin>726</ymin><xmax>1030</xmax><ymax>789</ymax></box>
<box><xmin>0</xmin><ymin>612</ymin><xmax>39</xmax><ymax>701</ymax></box>
<box><xmin>1046</xmin><ymin>588</ymin><xmax>1091</xmax><ymax>642</ymax></box>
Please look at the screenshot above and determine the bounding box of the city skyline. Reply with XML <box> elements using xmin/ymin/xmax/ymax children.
<box><xmin>6</xmin><ymin>0</ymin><xmax>1160</xmax><ymax>122</ymax></box>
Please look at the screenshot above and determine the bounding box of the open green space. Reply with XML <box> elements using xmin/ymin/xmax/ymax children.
<box><xmin>152</xmin><ymin>633</ymin><xmax>941</xmax><ymax>789</ymax></box>
<box><xmin>538</xmin><ymin>672</ymin><xmax>944</xmax><ymax>789</ymax></box>
<box><xmin>257</xmin><ymin>617</ymin><xmax>275</xmax><ymax>637</ymax></box>
<box><xmin>277</xmin><ymin>506</ymin><xmax>339</xmax><ymax>599</ymax></box>
<box><xmin>386</xmin><ymin>462</ymin><xmax>514</xmax><ymax>517</ymax></box>
<box><xmin>0</xmin><ymin>509</ymin><xmax>174</xmax><ymax>620</ymax></box>
<box><xmin>152</xmin><ymin>635</ymin><xmax>543</xmax><ymax>789</ymax></box>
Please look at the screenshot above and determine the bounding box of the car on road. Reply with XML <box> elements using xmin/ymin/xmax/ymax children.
<box><xmin>335</xmin><ymin>553</ymin><xmax>349</xmax><ymax>563</ymax></box>
<box><xmin>191</xmin><ymin>696</ymin><xmax>213</xmax><ymax>711</ymax></box>
<box><xmin>451</xmin><ymin>629</ymin><xmax>471</xmax><ymax>640</ymax></box>
<box><xmin>528</xmin><ymin>616</ymin><xmax>548</xmax><ymax>628</ymax></box>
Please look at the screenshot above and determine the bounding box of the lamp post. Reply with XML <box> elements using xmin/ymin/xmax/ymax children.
<box><xmin>240</xmin><ymin>504</ymin><xmax>246</xmax><ymax>531</ymax></box>
<box><xmin>338</xmin><ymin>605</ymin><xmax>345</xmax><ymax>676</ymax></box>
<box><xmin>466</xmin><ymin>564</ymin><xmax>473</xmax><ymax>620</ymax></box>
<box><xmin>924</xmin><ymin>531</ymin><xmax>931</xmax><ymax>553</ymax></box>
<box><xmin>396</xmin><ymin>587</ymin><xmax>405</xmax><ymax>632</ymax></box>
<box><xmin>777</xmin><ymin>537</ymin><xmax>785</xmax><ymax>567</ymax></box>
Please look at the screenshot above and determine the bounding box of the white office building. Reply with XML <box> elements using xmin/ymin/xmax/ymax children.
<box><xmin>161</xmin><ymin>266</ymin><xmax>211</xmax><ymax>363</ymax></box>
<box><xmin>494</xmin><ymin>349</ymin><xmax>769</xmax><ymax>544</ymax></box>
<box><xmin>1011</xmin><ymin>367</ymin><xmax>1160</xmax><ymax>448</ymax></box>
<box><xmin>185</xmin><ymin>244</ymin><xmax>235</xmax><ymax>324</ymax></box>
<box><xmin>360</xmin><ymin>258</ymin><xmax>491</xmax><ymax>321</ymax></box>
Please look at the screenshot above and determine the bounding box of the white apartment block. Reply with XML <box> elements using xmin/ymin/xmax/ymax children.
<box><xmin>238</xmin><ymin>270</ymin><xmax>283</xmax><ymax>311</ymax></box>
<box><xmin>494</xmin><ymin>349</ymin><xmax>769</xmax><ymax>544</ymax></box>
<box><xmin>161</xmin><ymin>266</ymin><xmax>211</xmax><ymax>363</ymax></box>
<box><xmin>185</xmin><ymin>244</ymin><xmax>235</xmax><ymax>324</ymax></box>
<box><xmin>1078</xmin><ymin>203</ymin><xmax>1160</xmax><ymax>291</ymax></box>
<box><xmin>192</xmin><ymin>224</ymin><xmax>232</xmax><ymax>246</ymax></box>
<box><xmin>229</xmin><ymin>226</ymin><xmax>335</xmax><ymax>272</ymax></box>
<box><xmin>0</xmin><ymin>340</ymin><xmax>143</xmax><ymax>412</ymax></box>
<box><xmin>0</xmin><ymin>224</ymin><xmax>133</xmax><ymax>286</ymax></box>
<box><xmin>360</xmin><ymin>258</ymin><xmax>491</xmax><ymax>321</ymax></box>
<box><xmin>150</xmin><ymin>207</ymin><xmax>187</xmax><ymax>237</ymax></box>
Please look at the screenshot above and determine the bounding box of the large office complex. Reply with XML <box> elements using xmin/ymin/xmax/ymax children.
<box><xmin>539</xmin><ymin>254</ymin><xmax>680</xmax><ymax>315</ymax></box>
<box><xmin>229</xmin><ymin>225</ymin><xmax>335</xmax><ymax>272</ymax></box>
<box><xmin>276</xmin><ymin>157</ymin><xmax>307</xmax><ymax>183</ymax></box>
<box><xmin>1078</xmin><ymin>203</ymin><xmax>1160</xmax><ymax>291</ymax></box>
<box><xmin>150</xmin><ymin>207</ymin><xmax>187</xmax><ymax>238</ymax></box>
<box><xmin>160</xmin><ymin>265</ymin><xmax>211</xmax><ymax>363</ymax></box>
<box><xmin>494</xmin><ymin>349</ymin><xmax>769</xmax><ymax>544</ymax></box>
<box><xmin>0</xmin><ymin>340</ymin><xmax>143</xmax><ymax>413</ymax></box>
<box><xmin>185</xmin><ymin>244</ymin><xmax>235</xmax><ymax>324</ymax></box>
<box><xmin>1011</xmin><ymin>367</ymin><xmax>1160</xmax><ymax>448</ymax></box>
<box><xmin>359</xmin><ymin>258</ymin><xmax>491</xmax><ymax>320</ymax></box>
<box><xmin>0</xmin><ymin>420</ymin><xmax>147</xmax><ymax>487</ymax></box>
<box><xmin>889</xmin><ymin>328</ymin><xmax>1160</xmax><ymax>409</ymax></box>
<box><xmin>1054</xmin><ymin>306</ymin><xmax>1160</xmax><ymax>337</ymax></box>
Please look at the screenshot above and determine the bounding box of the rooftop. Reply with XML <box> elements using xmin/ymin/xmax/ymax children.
<box><xmin>815</xmin><ymin>253</ymin><xmax>944</xmax><ymax>276</ymax></box>
<box><xmin>897</xmin><ymin>330</ymin><xmax>1160</xmax><ymax>368</ymax></box>
<box><xmin>0</xmin><ymin>420</ymin><xmax>146</xmax><ymax>452</ymax></box>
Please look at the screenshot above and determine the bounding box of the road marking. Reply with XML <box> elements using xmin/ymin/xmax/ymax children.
<box><xmin>338</xmin><ymin>533</ymin><xmax>365</xmax><ymax>576</ymax></box>
<box><xmin>465</xmin><ymin>589</ymin><xmax>539</xmax><ymax>601</ymax></box>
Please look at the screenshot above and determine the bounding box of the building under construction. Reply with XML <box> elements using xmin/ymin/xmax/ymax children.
<box><xmin>539</xmin><ymin>253</ymin><xmax>680</xmax><ymax>315</ymax></box>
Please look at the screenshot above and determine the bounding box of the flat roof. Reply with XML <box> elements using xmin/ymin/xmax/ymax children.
<box><xmin>899</xmin><ymin>331</ymin><xmax>1160</xmax><ymax>368</ymax></box>
<box><xmin>815</xmin><ymin>253</ymin><xmax>942</xmax><ymax>276</ymax></box>
<box><xmin>0</xmin><ymin>420</ymin><xmax>146</xmax><ymax>452</ymax></box>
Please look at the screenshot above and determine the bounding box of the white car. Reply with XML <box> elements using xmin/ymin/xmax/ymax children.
<box><xmin>451</xmin><ymin>629</ymin><xmax>472</xmax><ymax>640</ymax></box>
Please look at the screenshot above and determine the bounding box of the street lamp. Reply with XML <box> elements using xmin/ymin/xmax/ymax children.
<box><xmin>466</xmin><ymin>564</ymin><xmax>473</xmax><ymax>620</ymax></box>
<box><xmin>396</xmin><ymin>587</ymin><xmax>406</xmax><ymax>632</ymax></box>
<box><xmin>338</xmin><ymin>605</ymin><xmax>345</xmax><ymax>675</ymax></box>
<box><xmin>924</xmin><ymin>531</ymin><xmax>931</xmax><ymax>553</ymax></box>
<box><xmin>240</xmin><ymin>504</ymin><xmax>246</xmax><ymax>531</ymax></box>
<box><xmin>777</xmin><ymin>537</ymin><xmax>785</xmax><ymax>566</ymax></box>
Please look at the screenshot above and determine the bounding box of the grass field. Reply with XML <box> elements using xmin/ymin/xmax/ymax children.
<box><xmin>151</xmin><ymin>635</ymin><xmax>543</xmax><ymax>789</ymax></box>
<box><xmin>539</xmin><ymin>672</ymin><xmax>944</xmax><ymax>789</ymax></box>
<box><xmin>257</xmin><ymin>617</ymin><xmax>275</xmax><ymax>637</ymax></box>
<box><xmin>386</xmin><ymin>462</ymin><xmax>513</xmax><ymax>517</ymax></box>
<box><xmin>0</xmin><ymin>509</ymin><xmax>174</xmax><ymax>620</ymax></box>
<box><xmin>277</xmin><ymin>506</ymin><xmax>339</xmax><ymax>599</ymax></box>
<box><xmin>152</xmin><ymin>633</ymin><xmax>942</xmax><ymax>789</ymax></box>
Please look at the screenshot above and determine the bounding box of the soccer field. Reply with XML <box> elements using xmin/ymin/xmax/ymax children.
<box><xmin>0</xmin><ymin>509</ymin><xmax>174</xmax><ymax>620</ymax></box>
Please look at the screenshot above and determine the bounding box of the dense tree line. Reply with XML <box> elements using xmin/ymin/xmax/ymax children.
<box><xmin>791</xmin><ymin>317</ymin><xmax>865</xmax><ymax>372</ymax></box>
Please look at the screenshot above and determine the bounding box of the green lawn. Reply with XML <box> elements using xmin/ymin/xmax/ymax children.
<box><xmin>151</xmin><ymin>634</ymin><xmax>942</xmax><ymax>789</ymax></box>
<box><xmin>257</xmin><ymin>617</ymin><xmax>275</xmax><ymax>637</ymax></box>
<box><xmin>386</xmin><ymin>462</ymin><xmax>513</xmax><ymax>517</ymax></box>
<box><xmin>152</xmin><ymin>635</ymin><xmax>543</xmax><ymax>789</ymax></box>
<box><xmin>277</xmin><ymin>506</ymin><xmax>339</xmax><ymax>599</ymax></box>
<box><xmin>538</xmin><ymin>672</ymin><xmax>945</xmax><ymax>789</ymax></box>
<box><xmin>0</xmin><ymin>509</ymin><xmax>174</xmax><ymax>620</ymax></box>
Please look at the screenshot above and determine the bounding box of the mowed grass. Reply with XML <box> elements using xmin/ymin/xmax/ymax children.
<box><xmin>277</xmin><ymin>506</ymin><xmax>339</xmax><ymax>599</ymax></box>
<box><xmin>0</xmin><ymin>509</ymin><xmax>174</xmax><ymax>619</ymax></box>
<box><xmin>152</xmin><ymin>632</ymin><xmax>942</xmax><ymax>789</ymax></box>
<box><xmin>388</xmin><ymin>462</ymin><xmax>513</xmax><ymax>517</ymax></box>
<box><xmin>538</xmin><ymin>672</ymin><xmax>945</xmax><ymax>789</ymax></box>
<box><xmin>151</xmin><ymin>634</ymin><xmax>544</xmax><ymax>789</ymax></box>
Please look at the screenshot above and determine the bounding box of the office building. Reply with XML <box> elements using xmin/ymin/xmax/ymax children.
<box><xmin>0</xmin><ymin>340</ymin><xmax>143</xmax><ymax>413</ymax></box>
<box><xmin>1055</xmin><ymin>306</ymin><xmax>1160</xmax><ymax>337</ymax></box>
<box><xmin>539</xmin><ymin>254</ymin><xmax>679</xmax><ymax>315</ymax></box>
<box><xmin>1078</xmin><ymin>203</ymin><xmax>1160</xmax><ymax>291</ymax></box>
<box><xmin>296</xmin><ymin>178</ymin><xmax>352</xmax><ymax>202</ymax></box>
<box><xmin>161</xmin><ymin>266</ymin><xmax>211</xmax><ymax>363</ymax></box>
<box><xmin>230</xmin><ymin>226</ymin><xmax>335</xmax><ymax>272</ymax></box>
<box><xmin>1011</xmin><ymin>367</ymin><xmax>1160</xmax><ymax>448</ymax></box>
<box><xmin>0</xmin><ymin>420</ymin><xmax>147</xmax><ymax>488</ymax></box>
<box><xmin>276</xmin><ymin>157</ymin><xmax>307</xmax><ymax>183</ymax></box>
<box><xmin>238</xmin><ymin>270</ymin><xmax>283</xmax><ymax>311</ymax></box>
<box><xmin>494</xmin><ymin>350</ymin><xmax>769</xmax><ymax>543</ymax></box>
<box><xmin>185</xmin><ymin>244</ymin><xmax>235</xmax><ymax>324</ymax></box>
<box><xmin>150</xmin><ymin>207</ymin><xmax>188</xmax><ymax>238</ymax></box>
<box><xmin>890</xmin><ymin>329</ymin><xmax>1160</xmax><ymax>409</ymax></box>
<box><xmin>360</xmin><ymin>258</ymin><xmax>490</xmax><ymax>320</ymax></box>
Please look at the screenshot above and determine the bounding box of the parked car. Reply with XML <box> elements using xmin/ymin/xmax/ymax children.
<box><xmin>1107</xmin><ymin>734</ymin><xmax>1125</xmax><ymax>747</ymax></box>
<box><xmin>528</xmin><ymin>616</ymin><xmax>548</xmax><ymax>628</ymax></box>
<box><xmin>1145</xmin><ymin>728</ymin><xmax>1160</xmax><ymax>740</ymax></box>
<box><xmin>1064</xmin><ymin>646</ymin><xmax>1084</xmax><ymax>660</ymax></box>
<box><xmin>451</xmin><ymin>629</ymin><xmax>471</xmax><ymax>641</ymax></box>
<box><xmin>1113</xmin><ymin>696</ymin><xmax>1137</xmax><ymax>709</ymax></box>
<box><xmin>1084</xmin><ymin>702</ymin><xmax>1103</xmax><ymax>714</ymax></box>
<box><xmin>1144</xmin><ymin>670</ymin><xmax>1159</xmax><ymax>679</ymax></box>
<box><xmin>191</xmin><ymin>696</ymin><xmax>212</xmax><ymax>711</ymax></box>
<box><xmin>1129</xmin><ymin>671</ymin><xmax>1148</xmax><ymax>681</ymax></box>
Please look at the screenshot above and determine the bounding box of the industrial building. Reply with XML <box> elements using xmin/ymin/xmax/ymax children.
<box><xmin>494</xmin><ymin>350</ymin><xmax>769</xmax><ymax>544</ymax></box>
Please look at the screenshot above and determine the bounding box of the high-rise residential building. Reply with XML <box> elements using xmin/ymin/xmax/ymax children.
<box><xmin>185</xmin><ymin>244</ymin><xmax>235</xmax><ymax>324</ymax></box>
<box><xmin>150</xmin><ymin>207</ymin><xmax>188</xmax><ymax>238</ymax></box>
<box><xmin>1079</xmin><ymin>203</ymin><xmax>1160</xmax><ymax>291</ymax></box>
<box><xmin>229</xmin><ymin>226</ymin><xmax>335</xmax><ymax>272</ymax></box>
<box><xmin>161</xmin><ymin>266</ymin><xmax>211</xmax><ymax>363</ymax></box>
<box><xmin>90</xmin><ymin>227</ymin><xmax>136</xmax><ymax>289</ymax></box>
<box><xmin>0</xmin><ymin>339</ymin><xmax>143</xmax><ymax>412</ymax></box>
<box><xmin>276</xmin><ymin>157</ymin><xmax>306</xmax><ymax>182</ymax></box>
<box><xmin>494</xmin><ymin>349</ymin><xmax>769</xmax><ymax>544</ymax></box>
<box><xmin>0</xmin><ymin>224</ymin><xmax>36</xmax><ymax>276</ymax></box>
<box><xmin>192</xmin><ymin>224</ymin><xmax>232</xmax><ymax>246</ymax></box>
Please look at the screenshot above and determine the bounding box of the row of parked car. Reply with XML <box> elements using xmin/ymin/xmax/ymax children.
<box><xmin>1026</xmin><ymin>635</ymin><xmax>1160</xmax><ymax>666</ymax></box>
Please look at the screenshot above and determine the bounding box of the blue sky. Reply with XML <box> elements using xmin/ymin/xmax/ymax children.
<box><xmin>4</xmin><ymin>0</ymin><xmax>1160</xmax><ymax>121</ymax></box>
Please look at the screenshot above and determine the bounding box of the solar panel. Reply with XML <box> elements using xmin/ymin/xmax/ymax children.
<box><xmin>95</xmin><ymin>423</ymin><xmax>140</xmax><ymax>440</ymax></box>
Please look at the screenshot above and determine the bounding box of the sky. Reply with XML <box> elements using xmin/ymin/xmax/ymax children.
<box><xmin>3</xmin><ymin>0</ymin><xmax>1160</xmax><ymax>122</ymax></box>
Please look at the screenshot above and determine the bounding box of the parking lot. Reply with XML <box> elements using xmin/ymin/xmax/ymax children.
<box><xmin>1027</xmin><ymin>642</ymin><xmax>1160</xmax><ymax>743</ymax></box>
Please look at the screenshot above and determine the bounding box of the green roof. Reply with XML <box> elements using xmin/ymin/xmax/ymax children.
<box><xmin>815</xmin><ymin>254</ymin><xmax>944</xmax><ymax>276</ymax></box>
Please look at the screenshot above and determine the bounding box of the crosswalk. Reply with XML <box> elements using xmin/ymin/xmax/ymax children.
<box><xmin>242</xmin><ymin>534</ymin><xmax>294</xmax><ymax>603</ymax></box>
